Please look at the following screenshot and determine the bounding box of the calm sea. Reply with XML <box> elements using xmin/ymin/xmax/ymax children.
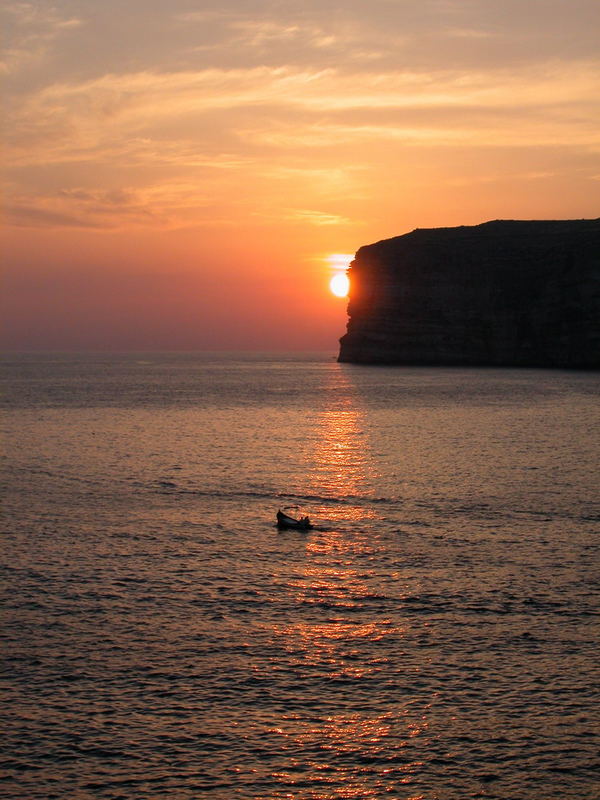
<box><xmin>1</xmin><ymin>353</ymin><xmax>599</xmax><ymax>800</ymax></box>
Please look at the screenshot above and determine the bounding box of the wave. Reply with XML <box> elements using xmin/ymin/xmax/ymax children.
<box><xmin>153</xmin><ymin>483</ymin><xmax>394</xmax><ymax>508</ymax></box>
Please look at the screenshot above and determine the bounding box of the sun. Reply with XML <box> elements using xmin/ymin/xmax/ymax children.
<box><xmin>330</xmin><ymin>272</ymin><xmax>350</xmax><ymax>298</ymax></box>
<box><xmin>326</xmin><ymin>253</ymin><xmax>352</xmax><ymax>298</ymax></box>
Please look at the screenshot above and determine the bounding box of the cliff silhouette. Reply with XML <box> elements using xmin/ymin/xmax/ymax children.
<box><xmin>338</xmin><ymin>219</ymin><xmax>600</xmax><ymax>368</ymax></box>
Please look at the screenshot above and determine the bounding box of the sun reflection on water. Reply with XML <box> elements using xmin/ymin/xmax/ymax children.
<box><xmin>308</xmin><ymin>365</ymin><xmax>377</xmax><ymax>522</ymax></box>
<box><xmin>266</xmin><ymin>709</ymin><xmax>428</xmax><ymax>798</ymax></box>
<box><xmin>267</xmin><ymin>366</ymin><xmax>432</xmax><ymax>796</ymax></box>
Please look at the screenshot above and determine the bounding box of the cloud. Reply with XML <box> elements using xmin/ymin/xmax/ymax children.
<box><xmin>4</xmin><ymin>0</ymin><xmax>599</xmax><ymax>238</ymax></box>
<box><xmin>283</xmin><ymin>209</ymin><xmax>354</xmax><ymax>226</ymax></box>
<box><xmin>7</xmin><ymin>205</ymin><xmax>105</xmax><ymax>229</ymax></box>
<box><xmin>6</xmin><ymin>60</ymin><xmax>600</xmax><ymax>172</ymax></box>
<box><xmin>0</xmin><ymin>2</ymin><xmax>83</xmax><ymax>74</ymax></box>
<box><xmin>3</xmin><ymin>177</ymin><xmax>260</xmax><ymax>230</ymax></box>
<box><xmin>5</xmin><ymin>1</ymin><xmax>600</xmax><ymax>82</ymax></box>
<box><xmin>228</xmin><ymin>19</ymin><xmax>339</xmax><ymax>51</ymax></box>
<box><xmin>243</xmin><ymin>115</ymin><xmax>600</xmax><ymax>151</ymax></box>
<box><xmin>7</xmin><ymin>185</ymin><xmax>172</xmax><ymax>229</ymax></box>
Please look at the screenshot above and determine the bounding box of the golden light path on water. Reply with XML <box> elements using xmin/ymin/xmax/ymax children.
<box><xmin>270</xmin><ymin>367</ymin><xmax>430</xmax><ymax>798</ymax></box>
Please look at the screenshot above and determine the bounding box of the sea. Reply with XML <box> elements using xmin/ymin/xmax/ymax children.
<box><xmin>1</xmin><ymin>352</ymin><xmax>599</xmax><ymax>800</ymax></box>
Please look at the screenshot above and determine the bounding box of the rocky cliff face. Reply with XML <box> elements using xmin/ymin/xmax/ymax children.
<box><xmin>338</xmin><ymin>219</ymin><xmax>600</xmax><ymax>368</ymax></box>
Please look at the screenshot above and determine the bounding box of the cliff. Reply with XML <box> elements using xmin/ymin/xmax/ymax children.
<box><xmin>338</xmin><ymin>219</ymin><xmax>600</xmax><ymax>368</ymax></box>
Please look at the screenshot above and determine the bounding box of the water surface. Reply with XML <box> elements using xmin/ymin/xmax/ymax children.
<box><xmin>2</xmin><ymin>353</ymin><xmax>599</xmax><ymax>799</ymax></box>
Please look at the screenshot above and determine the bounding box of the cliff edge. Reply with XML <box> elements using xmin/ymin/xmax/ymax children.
<box><xmin>338</xmin><ymin>219</ymin><xmax>600</xmax><ymax>368</ymax></box>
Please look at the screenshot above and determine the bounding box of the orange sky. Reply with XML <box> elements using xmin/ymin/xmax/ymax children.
<box><xmin>3</xmin><ymin>0</ymin><xmax>600</xmax><ymax>350</ymax></box>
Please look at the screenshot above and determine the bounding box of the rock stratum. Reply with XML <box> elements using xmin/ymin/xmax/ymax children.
<box><xmin>338</xmin><ymin>219</ymin><xmax>600</xmax><ymax>368</ymax></box>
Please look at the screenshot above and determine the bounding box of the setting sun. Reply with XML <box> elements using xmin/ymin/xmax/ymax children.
<box><xmin>330</xmin><ymin>273</ymin><xmax>350</xmax><ymax>298</ymax></box>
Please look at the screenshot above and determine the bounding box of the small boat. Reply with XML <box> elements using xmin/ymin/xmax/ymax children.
<box><xmin>276</xmin><ymin>509</ymin><xmax>312</xmax><ymax>530</ymax></box>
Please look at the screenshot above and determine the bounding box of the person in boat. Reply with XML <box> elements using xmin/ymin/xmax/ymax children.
<box><xmin>277</xmin><ymin>509</ymin><xmax>311</xmax><ymax>528</ymax></box>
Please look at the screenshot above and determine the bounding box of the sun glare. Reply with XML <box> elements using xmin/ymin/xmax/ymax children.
<box><xmin>330</xmin><ymin>272</ymin><xmax>350</xmax><ymax>298</ymax></box>
<box><xmin>326</xmin><ymin>253</ymin><xmax>352</xmax><ymax>298</ymax></box>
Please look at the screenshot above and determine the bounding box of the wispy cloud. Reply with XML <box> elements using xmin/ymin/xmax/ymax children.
<box><xmin>229</xmin><ymin>19</ymin><xmax>339</xmax><ymax>50</ymax></box>
<box><xmin>5</xmin><ymin>180</ymin><xmax>226</xmax><ymax>230</ymax></box>
<box><xmin>6</xmin><ymin>59</ymin><xmax>599</xmax><ymax>178</ymax></box>
<box><xmin>1</xmin><ymin>2</ymin><xmax>83</xmax><ymax>74</ymax></box>
<box><xmin>4</xmin><ymin>1</ymin><xmax>600</xmax><ymax>236</ymax></box>
<box><xmin>7</xmin><ymin>205</ymin><xmax>105</xmax><ymax>229</ymax></box>
<box><xmin>283</xmin><ymin>209</ymin><xmax>354</xmax><ymax>226</ymax></box>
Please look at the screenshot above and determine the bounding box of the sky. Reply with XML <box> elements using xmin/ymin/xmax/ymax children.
<box><xmin>3</xmin><ymin>0</ymin><xmax>599</xmax><ymax>351</ymax></box>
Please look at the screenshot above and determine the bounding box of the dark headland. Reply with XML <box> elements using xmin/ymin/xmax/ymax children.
<box><xmin>338</xmin><ymin>219</ymin><xmax>600</xmax><ymax>368</ymax></box>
